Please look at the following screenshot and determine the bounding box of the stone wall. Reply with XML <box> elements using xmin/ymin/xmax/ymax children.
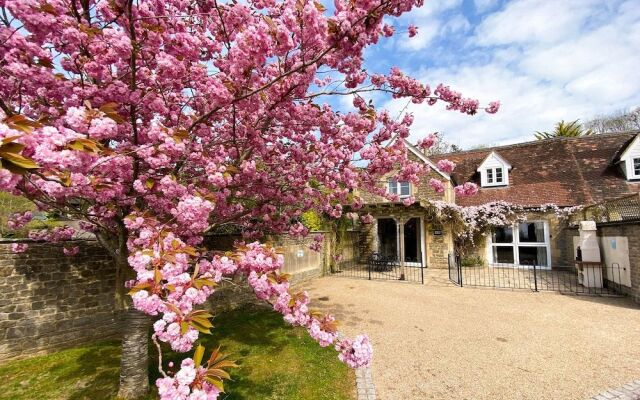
<box><xmin>425</xmin><ymin>223</ymin><xmax>453</xmax><ymax>269</ymax></box>
<box><xmin>1</xmin><ymin>234</ymin><xmax>330</xmax><ymax>360</ymax></box>
<box><xmin>559</xmin><ymin>227</ymin><xmax>580</xmax><ymax>268</ymax></box>
<box><xmin>356</xmin><ymin>150</ymin><xmax>454</xmax><ymax>204</ymax></box>
<box><xmin>0</xmin><ymin>240</ymin><xmax>118</xmax><ymax>361</ymax></box>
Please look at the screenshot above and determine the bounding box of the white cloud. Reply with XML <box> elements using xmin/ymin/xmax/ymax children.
<box><xmin>382</xmin><ymin>0</ymin><xmax>640</xmax><ymax>148</ymax></box>
<box><xmin>474</xmin><ymin>0</ymin><xmax>500</xmax><ymax>13</ymax></box>
<box><xmin>474</xmin><ymin>0</ymin><xmax>600</xmax><ymax>46</ymax></box>
<box><xmin>384</xmin><ymin>64</ymin><xmax>584</xmax><ymax>148</ymax></box>
<box><xmin>393</xmin><ymin>0</ymin><xmax>465</xmax><ymax>51</ymax></box>
<box><xmin>397</xmin><ymin>21</ymin><xmax>441</xmax><ymax>51</ymax></box>
<box><xmin>442</xmin><ymin>14</ymin><xmax>471</xmax><ymax>35</ymax></box>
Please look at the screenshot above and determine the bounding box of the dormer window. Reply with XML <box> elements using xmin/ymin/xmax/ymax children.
<box><xmin>477</xmin><ymin>152</ymin><xmax>511</xmax><ymax>188</ymax></box>
<box><xmin>486</xmin><ymin>167</ymin><xmax>504</xmax><ymax>185</ymax></box>
<box><xmin>388</xmin><ymin>179</ymin><xmax>410</xmax><ymax>198</ymax></box>
<box><xmin>618</xmin><ymin>134</ymin><xmax>640</xmax><ymax>181</ymax></box>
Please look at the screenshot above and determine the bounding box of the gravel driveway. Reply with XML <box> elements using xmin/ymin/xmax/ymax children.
<box><xmin>299</xmin><ymin>270</ymin><xmax>640</xmax><ymax>400</ymax></box>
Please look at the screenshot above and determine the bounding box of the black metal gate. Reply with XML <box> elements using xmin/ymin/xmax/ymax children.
<box><xmin>448</xmin><ymin>253</ymin><xmax>461</xmax><ymax>286</ymax></box>
<box><xmin>332</xmin><ymin>253</ymin><xmax>424</xmax><ymax>284</ymax></box>
<box><xmin>448</xmin><ymin>253</ymin><xmax>626</xmax><ymax>296</ymax></box>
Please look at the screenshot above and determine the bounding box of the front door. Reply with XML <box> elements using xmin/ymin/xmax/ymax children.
<box><xmin>404</xmin><ymin>218</ymin><xmax>422</xmax><ymax>267</ymax></box>
<box><xmin>377</xmin><ymin>218</ymin><xmax>397</xmax><ymax>259</ymax></box>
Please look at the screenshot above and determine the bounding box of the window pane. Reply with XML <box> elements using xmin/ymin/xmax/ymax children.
<box><xmin>519</xmin><ymin>222</ymin><xmax>545</xmax><ymax>243</ymax></box>
<box><xmin>388</xmin><ymin>179</ymin><xmax>397</xmax><ymax>194</ymax></box>
<box><xmin>492</xmin><ymin>246</ymin><xmax>514</xmax><ymax>264</ymax></box>
<box><xmin>496</xmin><ymin>167</ymin><xmax>503</xmax><ymax>183</ymax></box>
<box><xmin>518</xmin><ymin>246</ymin><xmax>548</xmax><ymax>267</ymax></box>
<box><xmin>634</xmin><ymin>158</ymin><xmax>640</xmax><ymax>175</ymax></box>
<box><xmin>399</xmin><ymin>182</ymin><xmax>410</xmax><ymax>196</ymax></box>
<box><xmin>492</xmin><ymin>226</ymin><xmax>513</xmax><ymax>243</ymax></box>
<box><xmin>486</xmin><ymin>169</ymin><xmax>493</xmax><ymax>183</ymax></box>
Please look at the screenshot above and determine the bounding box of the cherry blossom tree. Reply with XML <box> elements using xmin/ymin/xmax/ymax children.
<box><xmin>0</xmin><ymin>0</ymin><xmax>498</xmax><ymax>398</ymax></box>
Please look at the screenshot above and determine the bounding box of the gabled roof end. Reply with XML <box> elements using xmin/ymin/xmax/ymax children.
<box><xmin>476</xmin><ymin>151</ymin><xmax>512</xmax><ymax>172</ymax></box>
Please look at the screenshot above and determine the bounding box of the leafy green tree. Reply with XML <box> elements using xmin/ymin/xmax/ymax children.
<box><xmin>535</xmin><ymin>120</ymin><xmax>594</xmax><ymax>140</ymax></box>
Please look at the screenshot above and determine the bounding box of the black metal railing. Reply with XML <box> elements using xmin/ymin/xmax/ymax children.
<box><xmin>448</xmin><ymin>253</ymin><xmax>461</xmax><ymax>286</ymax></box>
<box><xmin>448</xmin><ymin>253</ymin><xmax>626</xmax><ymax>296</ymax></box>
<box><xmin>332</xmin><ymin>253</ymin><xmax>424</xmax><ymax>284</ymax></box>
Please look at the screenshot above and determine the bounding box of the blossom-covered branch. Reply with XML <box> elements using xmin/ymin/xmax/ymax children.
<box><xmin>0</xmin><ymin>0</ymin><xmax>498</xmax><ymax>398</ymax></box>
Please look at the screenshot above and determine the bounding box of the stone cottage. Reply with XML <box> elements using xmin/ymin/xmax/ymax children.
<box><xmin>354</xmin><ymin>140</ymin><xmax>456</xmax><ymax>270</ymax></box>
<box><xmin>432</xmin><ymin>131</ymin><xmax>640</xmax><ymax>269</ymax></box>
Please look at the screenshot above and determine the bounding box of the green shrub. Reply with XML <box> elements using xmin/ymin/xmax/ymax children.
<box><xmin>460</xmin><ymin>255</ymin><xmax>484</xmax><ymax>267</ymax></box>
<box><xmin>300</xmin><ymin>210</ymin><xmax>326</xmax><ymax>232</ymax></box>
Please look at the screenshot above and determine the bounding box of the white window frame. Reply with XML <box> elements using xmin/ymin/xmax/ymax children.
<box><xmin>632</xmin><ymin>157</ymin><xmax>640</xmax><ymax>178</ymax></box>
<box><xmin>488</xmin><ymin>220</ymin><xmax>551</xmax><ymax>269</ymax></box>
<box><xmin>484</xmin><ymin>167</ymin><xmax>505</xmax><ymax>186</ymax></box>
<box><xmin>387</xmin><ymin>179</ymin><xmax>411</xmax><ymax>198</ymax></box>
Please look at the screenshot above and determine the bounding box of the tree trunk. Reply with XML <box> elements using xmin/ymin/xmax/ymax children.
<box><xmin>102</xmin><ymin>231</ymin><xmax>152</xmax><ymax>400</ymax></box>
<box><xmin>117</xmin><ymin>308</ymin><xmax>151</xmax><ymax>399</ymax></box>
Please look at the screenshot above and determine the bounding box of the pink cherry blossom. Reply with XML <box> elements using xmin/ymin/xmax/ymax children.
<box><xmin>486</xmin><ymin>101</ymin><xmax>501</xmax><ymax>114</ymax></box>
<box><xmin>156</xmin><ymin>357</ymin><xmax>221</xmax><ymax>400</ymax></box>
<box><xmin>360</xmin><ymin>214</ymin><xmax>375</xmax><ymax>224</ymax></box>
<box><xmin>429</xmin><ymin>178</ymin><xmax>446</xmax><ymax>193</ymax></box>
<box><xmin>63</xmin><ymin>246</ymin><xmax>80</xmax><ymax>256</ymax></box>
<box><xmin>7</xmin><ymin>211</ymin><xmax>32</xmax><ymax>230</ymax></box>
<box><xmin>335</xmin><ymin>335</ymin><xmax>373</xmax><ymax>368</ymax></box>
<box><xmin>454</xmin><ymin>182</ymin><xmax>479</xmax><ymax>197</ymax></box>
<box><xmin>436</xmin><ymin>159</ymin><xmax>456</xmax><ymax>174</ymax></box>
<box><xmin>417</xmin><ymin>133</ymin><xmax>438</xmax><ymax>150</ymax></box>
<box><xmin>382</xmin><ymin>24</ymin><xmax>396</xmax><ymax>37</ymax></box>
<box><xmin>10</xmin><ymin>243</ymin><xmax>28</xmax><ymax>253</ymax></box>
<box><xmin>402</xmin><ymin>196</ymin><xmax>415</xmax><ymax>206</ymax></box>
<box><xmin>0</xmin><ymin>0</ymin><xmax>498</xmax><ymax>396</ymax></box>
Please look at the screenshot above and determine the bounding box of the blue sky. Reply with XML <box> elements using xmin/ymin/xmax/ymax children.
<box><xmin>325</xmin><ymin>0</ymin><xmax>640</xmax><ymax>149</ymax></box>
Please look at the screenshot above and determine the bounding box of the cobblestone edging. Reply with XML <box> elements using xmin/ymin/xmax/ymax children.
<box><xmin>355</xmin><ymin>367</ymin><xmax>376</xmax><ymax>400</ymax></box>
<box><xmin>589</xmin><ymin>380</ymin><xmax>640</xmax><ymax>400</ymax></box>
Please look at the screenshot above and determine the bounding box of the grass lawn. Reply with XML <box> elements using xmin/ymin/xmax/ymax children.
<box><xmin>0</xmin><ymin>306</ymin><xmax>355</xmax><ymax>400</ymax></box>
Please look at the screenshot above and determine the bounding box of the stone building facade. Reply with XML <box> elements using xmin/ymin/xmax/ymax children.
<box><xmin>353</xmin><ymin>141</ymin><xmax>456</xmax><ymax>269</ymax></box>
<box><xmin>433</xmin><ymin>132</ymin><xmax>640</xmax><ymax>270</ymax></box>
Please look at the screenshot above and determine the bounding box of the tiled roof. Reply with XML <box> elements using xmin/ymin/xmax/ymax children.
<box><xmin>431</xmin><ymin>132</ymin><xmax>640</xmax><ymax>207</ymax></box>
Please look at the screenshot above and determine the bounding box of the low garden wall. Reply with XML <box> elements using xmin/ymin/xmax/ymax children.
<box><xmin>0</xmin><ymin>233</ymin><xmax>330</xmax><ymax>361</ymax></box>
<box><xmin>0</xmin><ymin>240</ymin><xmax>118</xmax><ymax>361</ymax></box>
